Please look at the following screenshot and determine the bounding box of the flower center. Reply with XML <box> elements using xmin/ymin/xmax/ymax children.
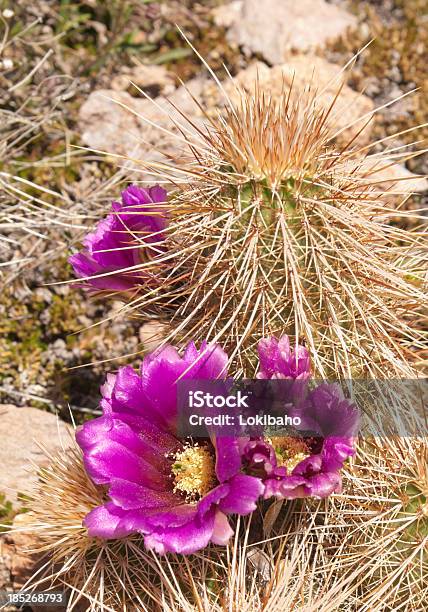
<box><xmin>171</xmin><ymin>444</ymin><xmax>216</xmax><ymax>500</ymax></box>
<box><xmin>269</xmin><ymin>436</ymin><xmax>311</xmax><ymax>473</ymax></box>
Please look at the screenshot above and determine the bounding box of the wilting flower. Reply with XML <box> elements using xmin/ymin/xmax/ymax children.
<box><xmin>76</xmin><ymin>341</ymin><xmax>263</xmax><ymax>555</ymax></box>
<box><xmin>69</xmin><ymin>184</ymin><xmax>167</xmax><ymax>292</ymax></box>
<box><xmin>244</xmin><ymin>382</ymin><xmax>358</xmax><ymax>499</ymax></box>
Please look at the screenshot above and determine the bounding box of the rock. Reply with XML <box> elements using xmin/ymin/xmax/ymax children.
<box><xmin>167</xmin><ymin>77</ymin><xmax>207</xmax><ymax>117</ymax></box>
<box><xmin>111</xmin><ymin>63</ymin><xmax>175</xmax><ymax>97</ymax></box>
<box><xmin>80</xmin><ymin>89</ymin><xmax>151</xmax><ymax>160</ymax></box>
<box><xmin>222</xmin><ymin>57</ymin><xmax>375</xmax><ymax>145</ymax></box>
<box><xmin>1</xmin><ymin>514</ymin><xmax>67</xmax><ymax>611</ymax></box>
<box><xmin>360</xmin><ymin>158</ymin><xmax>428</xmax><ymax>195</ymax></box>
<box><xmin>0</xmin><ymin>406</ymin><xmax>73</xmax><ymax>504</ymax></box>
<box><xmin>6</xmin><ymin>514</ymin><xmax>40</xmax><ymax>591</ymax></box>
<box><xmin>212</xmin><ymin>1</ymin><xmax>243</xmax><ymax>28</ymax></box>
<box><xmin>0</xmin><ymin>514</ymin><xmax>41</xmax><ymax>603</ymax></box>
<box><xmin>227</xmin><ymin>0</ymin><xmax>358</xmax><ymax>64</ymax></box>
<box><xmin>376</xmin><ymin>84</ymin><xmax>414</xmax><ymax>122</ymax></box>
<box><xmin>79</xmin><ymin>79</ymin><xmax>206</xmax><ymax>168</ymax></box>
<box><xmin>0</xmin><ymin>529</ymin><xmax>63</xmax><ymax>611</ymax></box>
<box><xmin>79</xmin><ymin>55</ymin><xmax>374</xmax><ymax>168</ymax></box>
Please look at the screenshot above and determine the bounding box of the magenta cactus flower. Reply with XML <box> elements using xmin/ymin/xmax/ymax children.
<box><xmin>76</xmin><ymin>333</ymin><xmax>357</xmax><ymax>554</ymax></box>
<box><xmin>240</xmin><ymin>335</ymin><xmax>357</xmax><ymax>499</ymax></box>
<box><xmin>256</xmin><ymin>334</ymin><xmax>311</xmax><ymax>408</ymax></box>
<box><xmin>257</xmin><ymin>335</ymin><xmax>311</xmax><ymax>380</ymax></box>
<box><xmin>69</xmin><ymin>184</ymin><xmax>167</xmax><ymax>292</ymax></box>
<box><xmin>243</xmin><ymin>382</ymin><xmax>358</xmax><ymax>499</ymax></box>
<box><xmin>76</xmin><ymin>341</ymin><xmax>263</xmax><ymax>555</ymax></box>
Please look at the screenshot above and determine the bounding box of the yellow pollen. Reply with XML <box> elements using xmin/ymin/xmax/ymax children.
<box><xmin>268</xmin><ymin>436</ymin><xmax>311</xmax><ymax>473</ymax></box>
<box><xmin>171</xmin><ymin>444</ymin><xmax>216</xmax><ymax>500</ymax></box>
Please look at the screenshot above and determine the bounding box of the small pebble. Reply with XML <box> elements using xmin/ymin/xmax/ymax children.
<box><xmin>1</xmin><ymin>58</ymin><xmax>14</xmax><ymax>70</ymax></box>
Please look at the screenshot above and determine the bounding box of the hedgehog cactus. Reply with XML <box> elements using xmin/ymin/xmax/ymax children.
<box><xmin>126</xmin><ymin>78</ymin><xmax>426</xmax><ymax>378</ymax></box>
<box><xmin>332</xmin><ymin>430</ymin><xmax>428</xmax><ymax>609</ymax></box>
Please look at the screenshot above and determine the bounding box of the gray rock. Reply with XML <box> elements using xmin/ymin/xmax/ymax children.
<box><xmin>227</xmin><ymin>0</ymin><xmax>358</xmax><ymax>64</ymax></box>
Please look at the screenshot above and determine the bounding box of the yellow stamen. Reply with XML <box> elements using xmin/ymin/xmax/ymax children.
<box><xmin>268</xmin><ymin>436</ymin><xmax>311</xmax><ymax>473</ymax></box>
<box><xmin>171</xmin><ymin>444</ymin><xmax>216</xmax><ymax>500</ymax></box>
